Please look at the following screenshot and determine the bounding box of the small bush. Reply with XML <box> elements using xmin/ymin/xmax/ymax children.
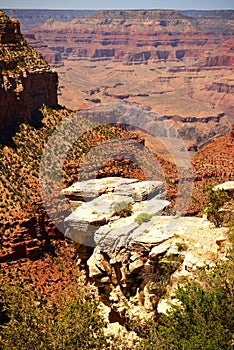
<box><xmin>112</xmin><ymin>201</ymin><xmax>133</xmax><ymax>218</ymax></box>
<box><xmin>135</xmin><ymin>212</ymin><xmax>154</xmax><ymax>225</ymax></box>
<box><xmin>204</xmin><ymin>185</ymin><xmax>231</xmax><ymax>227</ymax></box>
<box><xmin>139</xmin><ymin>281</ymin><xmax>234</xmax><ymax>350</ymax></box>
<box><xmin>138</xmin><ymin>231</ymin><xmax>234</xmax><ymax>350</ymax></box>
<box><xmin>175</xmin><ymin>241</ymin><xmax>188</xmax><ymax>252</ymax></box>
<box><xmin>0</xmin><ymin>268</ymin><xmax>111</xmax><ymax>350</ymax></box>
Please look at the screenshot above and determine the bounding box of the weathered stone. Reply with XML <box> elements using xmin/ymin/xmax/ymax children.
<box><xmin>149</xmin><ymin>241</ymin><xmax>171</xmax><ymax>259</ymax></box>
<box><xmin>130</xmin><ymin>251</ymin><xmax>141</xmax><ymax>262</ymax></box>
<box><xmin>64</xmin><ymin>203</ymin><xmax>107</xmax><ymax>245</ymax></box>
<box><xmin>214</xmin><ymin>181</ymin><xmax>234</xmax><ymax>192</ymax></box>
<box><xmin>133</xmin><ymin>198</ymin><xmax>171</xmax><ymax>215</ymax></box>
<box><xmin>65</xmin><ymin>226</ymin><xmax>96</xmax><ymax>247</ymax></box>
<box><xmin>128</xmin><ymin>215</ymin><xmax>175</xmax><ymax>249</ymax></box>
<box><xmin>62</xmin><ymin>178</ymin><xmax>167</xmax><ymax>214</ymax></box>
<box><xmin>63</xmin><ymin>177</ymin><xmax>231</xmax><ymax>324</ymax></box>
<box><xmin>87</xmin><ymin>248</ymin><xmax>106</xmax><ymax>278</ymax></box>
<box><xmin>94</xmin><ymin>216</ymin><xmax>138</xmax><ymax>251</ymax></box>
<box><xmin>128</xmin><ymin>258</ymin><xmax>144</xmax><ymax>273</ymax></box>
<box><xmin>182</xmin><ymin>252</ymin><xmax>200</xmax><ymax>272</ymax></box>
<box><xmin>115</xmin><ymin>180</ymin><xmax>166</xmax><ymax>201</ymax></box>
<box><xmin>61</xmin><ymin>177</ymin><xmax>138</xmax><ymax>201</ymax></box>
<box><xmin>64</xmin><ymin>193</ymin><xmax>132</xmax><ymax>245</ymax></box>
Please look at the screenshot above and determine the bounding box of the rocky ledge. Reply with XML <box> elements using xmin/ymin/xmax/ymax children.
<box><xmin>63</xmin><ymin>177</ymin><xmax>230</xmax><ymax>323</ymax></box>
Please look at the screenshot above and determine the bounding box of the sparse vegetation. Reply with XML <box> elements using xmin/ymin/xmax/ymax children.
<box><xmin>1</xmin><ymin>134</ymin><xmax>234</xmax><ymax>349</ymax></box>
<box><xmin>1</xmin><ymin>9</ymin><xmax>234</xmax><ymax>350</ymax></box>
<box><xmin>0</xmin><ymin>11</ymin><xmax>47</xmax><ymax>73</ymax></box>
<box><xmin>0</xmin><ymin>250</ymin><xmax>112</xmax><ymax>350</ymax></box>
<box><xmin>0</xmin><ymin>106</ymin><xmax>144</xmax><ymax>258</ymax></box>
<box><xmin>1</xmin><ymin>231</ymin><xmax>234</xmax><ymax>350</ymax></box>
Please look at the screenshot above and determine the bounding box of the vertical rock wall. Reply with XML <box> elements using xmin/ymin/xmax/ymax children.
<box><xmin>0</xmin><ymin>10</ymin><xmax>58</xmax><ymax>130</ymax></box>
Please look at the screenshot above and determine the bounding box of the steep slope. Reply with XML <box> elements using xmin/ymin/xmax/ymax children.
<box><xmin>0</xmin><ymin>10</ymin><xmax>233</xmax><ymax>262</ymax></box>
<box><xmin>0</xmin><ymin>10</ymin><xmax>58</xmax><ymax>131</ymax></box>
<box><xmin>189</xmin><ymin>130</ymin><xmax>234</xmax><ymax>215</ymax></box>
<box><xmin>0</xmin><ymin>10</ymin><xmax>165</xmax><ymax>263</ymax></box>
<box><xmin>0</xmin><ymin>104</ymin><xmax>150</xmax><ymax>262</ymax></box>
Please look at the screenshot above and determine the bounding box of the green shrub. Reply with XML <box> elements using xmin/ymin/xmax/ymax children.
<box><xmin>0</xmin><ymin>280</ymin><xmax>110</xmax><ymax>350</ymax></box>
<box><xmin>175</xmin><ymin>241</ymin><xmax>188</xmax><ymax>252</ymax></box>
<box><xmin>139</xmin><ymin>281</ymin><xmax>234</xmax><ymax>349</ymax></box>
<box><xmin>135</xmin><ymin>212</ymin><xmax>154</xmax><ymax>225</ymax></box>
<box><xmin>204</xmin><ymin>185</ymin><xmax>231</xmax><ymax>227</ymax></box>
<box><xmin>112</xmin><ymin>201</ymin><xmax>133</xmax><ymax>218</ymax></box>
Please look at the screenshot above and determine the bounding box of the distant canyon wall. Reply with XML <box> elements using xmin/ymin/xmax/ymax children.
<box><xmin>22</xmin><ymin>10</ymin><xmax>233</xmax><ymax>118</ymax></box>
<box><xmin>22</xmin><ymin>10</ymin><xmax>234</xmax><ymax>67</ymax></box>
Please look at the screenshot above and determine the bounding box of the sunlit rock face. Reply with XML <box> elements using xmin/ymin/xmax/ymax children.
<box><xmin>0</xmin><ymin>10</ymin><xmax>58</xmax><ymax>130</ymax></box>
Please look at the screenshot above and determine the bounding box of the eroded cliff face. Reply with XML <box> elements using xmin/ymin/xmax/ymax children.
<box><xmin>0</xmin><ymin>10</ymin><xmax>58</xmax><ymax>130</ymax></box>
<box><xmin>3</xmin><ymin>9</ymin><xmax>96</xmax><ymax>33</ymax></box>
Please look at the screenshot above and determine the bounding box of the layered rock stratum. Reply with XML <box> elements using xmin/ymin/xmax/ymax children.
<box><xmin>0</xmin><ymin>10</ymin><xmax>58</xmax><ymax>131</ymax></box>
<box><xmin>0</xmin><ymin>9</ymin><xmax>233</xmax><ymax>261</ymax></box>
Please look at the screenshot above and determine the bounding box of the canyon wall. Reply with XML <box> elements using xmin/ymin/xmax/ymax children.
<box><xmin>3</xmin><ymin>9</ymin><xmax>95</xmax><ymax>33</ymax></box>
<box><xmin>0</xmin><ymin>10</ymin><xmax>58</xmax><ymax>130</ymax></box>
<box><xmin>24</xmin><ymin>10</ymin><xmax>234</xmax><ymax>66</ymax></box>
<box><xmin>0</xmin><ymin>10</ymin><xmax>59</xmax><ymax>261</ymax></box>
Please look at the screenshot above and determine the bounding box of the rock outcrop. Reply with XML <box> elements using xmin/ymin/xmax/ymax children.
<box><xmin>0</xmin><ymin>200</ymin><xmax>63</xmax><ymax>262</ymax></box>
<box><xmin>0</xmin><ymin>10</ymin><xmax>58</xmax><ymax>130</ymax></box>
<box><xmin>213</xmin><ymin>181</ymin><xmax>234</xmax><ymax>225</ymax></box>
<box><xmin>62</xmin><ymin>177</ymin><xmax>230</xmax><ymax>322</ymax></box>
